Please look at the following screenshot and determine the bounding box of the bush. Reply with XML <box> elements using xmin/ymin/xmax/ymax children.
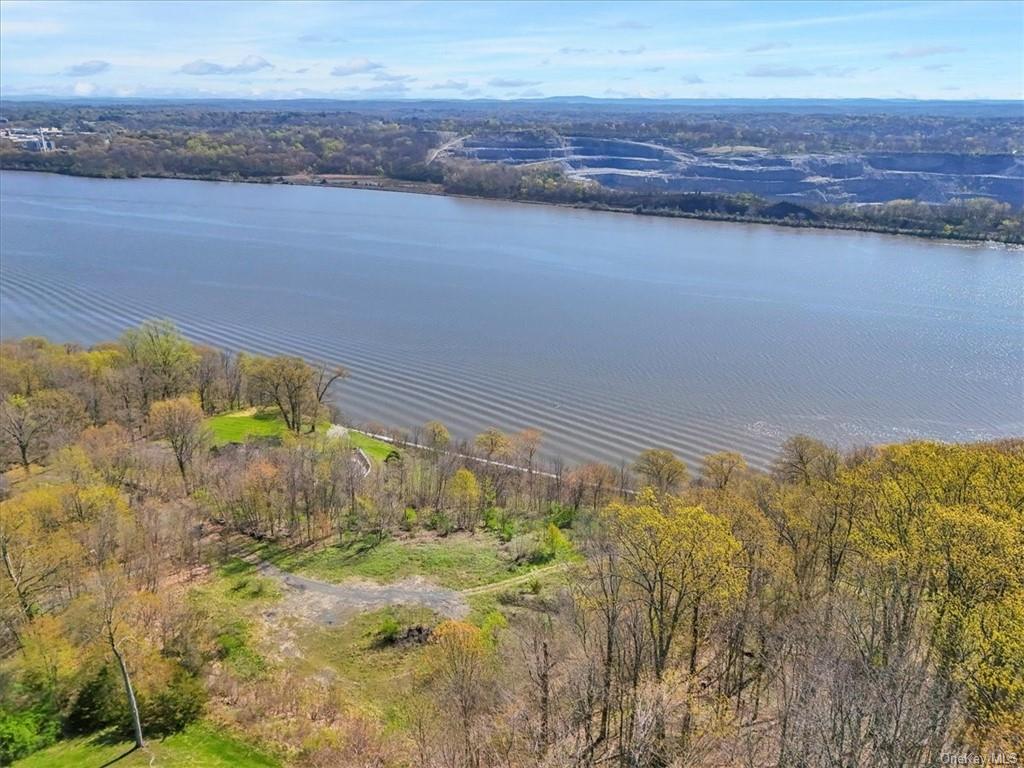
<box><xmin>546</xmin><ymin>502</ymin><xmax>576</xmax><ymax>529</ymax></box>
<box><xmin>539</xmin><ymin>523</ymin><xmax>572</xmax><ymax>561</ymax></box>
<box><xmin>402</xmin><ymin>507</ymin><xmax>417</xmax><ymax>531</ymax></box>
<box><xmin>0</xmin><ymin>707</ymin><xmax>60</xmax><ymax>763</ymax></box>
<box><xmin>428</xmin><ymin>509</ymin><xmax>453</xmax><ymax>535</ymax></box>
<box><xmin>483</xmin><ymin>507</ymin><xmax>518</xmax><ymax>542</ymax></box>
<box><xmin>138</xmin><ymin>671</ymin><xmax>206</xmax><ymax>737</ymax></box>
<box><xmin>496</xmin><ymin>590</ymin><xmax>524</xmax><ymax>606</ymax></box>
<box><xmin>509</xmin><ymin>534</ymin><xmax>543</xmax><ymax>565</ymax></box>
<box><xmin>65</xmin><ymin>664</ymin><xmax>127</xmax><ymax>736</ymax></box>
<box><xmin>479</xmin><ymin>610</ymin><xmax>507</xmax><ymax>648</ymax></box>
<box><xmin>374</xmin><ymin>614</ymin><xmax>402</xmax><ymax>646</ymax></box>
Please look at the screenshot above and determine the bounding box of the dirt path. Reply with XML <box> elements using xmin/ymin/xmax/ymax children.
<box><xmin>257</xmin><ymin>561</ymin><xmax>469</xmax><ymax>626</ymax></box>
<box><xmin>459</xmin><ymin>562</ymin><xmax>569</xmax><ymax>597</ymax></box>
<box><xmin>256</xmin><ymin>560</ymin><xmax>570</xmax><ymax>627</ymax></box>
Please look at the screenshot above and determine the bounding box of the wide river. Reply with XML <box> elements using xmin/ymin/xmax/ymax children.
<box><xmin>1</xmin><ymin>171</ymin><xmax>1021</xmax><ymax>468</ymax></box>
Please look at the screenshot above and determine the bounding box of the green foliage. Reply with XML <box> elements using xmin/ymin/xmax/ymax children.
<box><xmin>120</xmin><ymin>319</ymin><xmax>198</xmax><ymax>404</ymax></box>
<box><xmin>0</xmin><ymin>707</ymin><xmax>60</xmax><ymax>763</ymax></box>
<box><xmin>402</xmin><ymin>507</ymin><xmax>418</xmax><ymax>531</ymax></box>
<box><xmin>373</xmin><ymin>613</ymin><xmax>402</xmax><ymax>646</ymax></box>
<box><xmin>478</xmin><ymin>610</ymin><xmax>508</xmax><ymax>648</ymax></box>
<box><xmin>545</xmin><ymin>502</ymin><xmax>576</xmax><ymax>529</ymax></box>
<box><xmin>65</xmin><ymin>665</ymin><xmax>126</xmax><ymax>736</ymax></box>
<box><xmin>539</xmin><ymin>523</ymin><xmax>572</xmax><ymax>561</ymax></box>
<box><xmin>138</xmin><ymin>671</ymin><xmax>206</xmax><ymax>738</ymax></box>
<box><xmin>484</xmin><ymin>507</ymin><xmax>516</xmax><ymax>542</ymax></box>
<box><xmin>428</xmin><ymin>509</ymin><xmax>453</xmax><ymax>536</ymax></box>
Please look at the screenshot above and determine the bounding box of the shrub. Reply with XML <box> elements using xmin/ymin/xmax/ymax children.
<box><xmin>546</xmin><ymin>502</ymin><xmax>576</xmax><ymax>529</ymax></box>
<box><xmin>496</xmin><ymin>590</ymin><xmax>523</xmax><ymax>606</ymax></box>
<box><xmin>540</xmin><ymin>523</ymin><xmax>572</xmax><ymax>561</ymax></box>
<box><xmin>479</xmin><ymin>610</ymin><xmax>508</xmax><ymax>648</ymax></box>
<box><xmin>509</xmin><ymin>534</ymin><xmax>543</xmax><ymax>565</ymax></box>
<box><xmin>138</xmin><ymin>671</ymin><xmax>206</xmax><ymax>737</ymax></box>
<box><xmin>484</xmin><ymin>507</ymin><xmax>517</xmax><ymax>542</ymax></box>
<box><xmin>65</xmin><ymin>664</ymin><xmax>127</xmax><ymax>735</ymax></box>
<box><xmin>0</xmin><ymin>707</ymin><xmax>60</xmax><ymax>763</ymax></box>
<box><xmin>428</xmin><ymin>509</ymin><xmax>453</xmax><ymax>535</ymax></box>
<box><xmin>402</xmin><ymin>507</ymin><xmax>417</xmax><ymax>531</ymax></box>
<box><xmin>374</xmin><ymin>614</ymin><xmax>402</xmax><ymax>646</ymax></box>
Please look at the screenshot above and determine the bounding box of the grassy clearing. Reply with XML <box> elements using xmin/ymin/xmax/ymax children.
<box><xmin>347</xmin><ymin>430</ymin><xmax>398</xmax><ymax>462</ymax></box>
<box><xmin>206</xmin><ymin>409</ymin><xmax>289</xmax><ymax>446</ymax></box>
<box><xmin>13</xmin><ymin>723</ymin><xmax>280</xmax><ymax>768</ymax></box>
<box><xmin>188</xmin><ymin>559</ymin><xmax>282</xmax><ymax>680</ymax></box>
<box><xmin>205</xmin><ymin>409</ymin><xmax>395</xmax><ymax>462</ymax></box>
<box><xmin>259</xmin><ymin>533</ymin><xmax>542</xmax><ymax>590</ymax></box>
<box><xmin>294</xmin><ymin>606</ymin><xmax>437</xmax><ymax>729</ymax></box>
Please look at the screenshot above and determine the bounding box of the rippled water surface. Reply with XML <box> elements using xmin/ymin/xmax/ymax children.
<box><xmin>2</xmin><ymin>171</ymin><xmax>1021</xmax><ymax>468</ymax></box>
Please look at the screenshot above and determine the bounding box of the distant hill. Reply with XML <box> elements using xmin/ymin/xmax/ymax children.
<box><xmin>2</xmin><ymin>95</ymin><xmax>1023</xmax><ymax>118</ymax></box>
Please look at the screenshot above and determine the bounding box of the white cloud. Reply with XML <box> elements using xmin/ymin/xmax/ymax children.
<box><xmin>330</xmin><ymin>58</ymin><xmax>384</xmax><ymax>76</ymax></box>
<box><xmin>72</xmin><ymin>81</ymin><xmax>96</xmax><ymax>96</ymax></box>
<box><xmin>179</xmin><ymin>55</ymin><xmax>272</xmax><ymax>75</ymax></box>
<box><xmin>63</xmin><ymin>60</ymin><xmax>111</xmax><ymax>76</ymax></box>
<box><xmin>427</xmin><ymin>79</ymin><xmax>470</xmax><ymax>91</ymax></box>
<box><xmin>373</xmin><ymin>71</ymin><xmax>416</xmax><ymax>83</ymax></box>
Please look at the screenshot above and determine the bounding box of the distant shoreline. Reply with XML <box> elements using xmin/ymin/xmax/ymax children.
<box><xmin>2</xmin><ymin>166</ymin><xmax>1019</xmax><ymax>247</ymax></box>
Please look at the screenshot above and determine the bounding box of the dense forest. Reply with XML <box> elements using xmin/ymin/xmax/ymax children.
<box><xmin>1</xmin><ymin>322</ymin><xmax>1021</xmax><ymax>766</ymax></box>
<box><xmin>2</xmin><ymin>101</ymin><xmax>1022</xmax><ymax>243</ymax></box>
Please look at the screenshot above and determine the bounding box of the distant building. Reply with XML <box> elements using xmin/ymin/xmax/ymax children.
<box><xmin>0</xmin><ymin>129</ymin><xmax>55</xmax><ymax>152</ymax></box>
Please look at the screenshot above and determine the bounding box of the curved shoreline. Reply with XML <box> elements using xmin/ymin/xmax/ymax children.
<box><xmin>2</xmin><ymin>165</ymin><xmax>1019</xmax><ymax>247</ymax></box>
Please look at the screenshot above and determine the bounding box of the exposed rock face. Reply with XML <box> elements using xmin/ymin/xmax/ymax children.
<box><xmin>444</xmin><ymin>134</ymin><xmax>1024</xmax><ymax>207</ymax></box>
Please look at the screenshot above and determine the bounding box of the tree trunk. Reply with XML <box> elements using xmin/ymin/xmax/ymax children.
<box><xmin>110</xmin><ymin>633</ymin><xmax>145</xmax><ymax>749</ymax></box>
<box><xmin>2</xmin><ymin>544</ymin><xmax>35</xmax><ymax>620</ymax></box>
<box><xmin>539</xmin><ymin>640</ymin><xmax>550</xmax><ymax>750</ymax></box>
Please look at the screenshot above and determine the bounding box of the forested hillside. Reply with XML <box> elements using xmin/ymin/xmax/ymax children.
<box><xmin>1</xmin><ymin>322</ymin><xmax>1022</xmax><ymax>766</ymax></box>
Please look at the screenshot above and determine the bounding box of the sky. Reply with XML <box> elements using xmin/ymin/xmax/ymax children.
<box><xmin>1</xmin><ymin>0</ymin><xmax>1022</xmax><ymax>101</ymax></box>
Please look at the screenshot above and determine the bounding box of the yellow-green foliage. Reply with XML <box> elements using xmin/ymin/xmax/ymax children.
<box><xmin>846</xmin><ymin>442</ymin><xmax>1024</xmax><ymax>737</ymax></box>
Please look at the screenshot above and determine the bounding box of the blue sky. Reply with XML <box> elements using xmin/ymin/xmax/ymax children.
<box><xmin>1</xmin><ymin>0</ymin><xmax>1021</xmax><ymax>100</ymax></box>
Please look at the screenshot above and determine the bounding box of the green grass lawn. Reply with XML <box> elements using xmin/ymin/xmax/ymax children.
<box><xmin>206</xmin><ymin>409</ymin><xmax>290</xmax><ymax>446</ymax></box>
<box><xmin>346</xmin><ymin>430</ymin><xmax>398</xmax><ymax>462</ymax></box>
<box><xmin>13</xmin><ymin>723</ymin><xmax>280</xmax><ymax>768</ymax></box>
<box><xmin>206</xmin><ymin>409</ymin><xmax>395</xmax><ymax>461</ymax></box>
<box><xmin>259</xmin><ymin>534</ymin><xmax>536</xmax><ymax>590</ymax></box>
